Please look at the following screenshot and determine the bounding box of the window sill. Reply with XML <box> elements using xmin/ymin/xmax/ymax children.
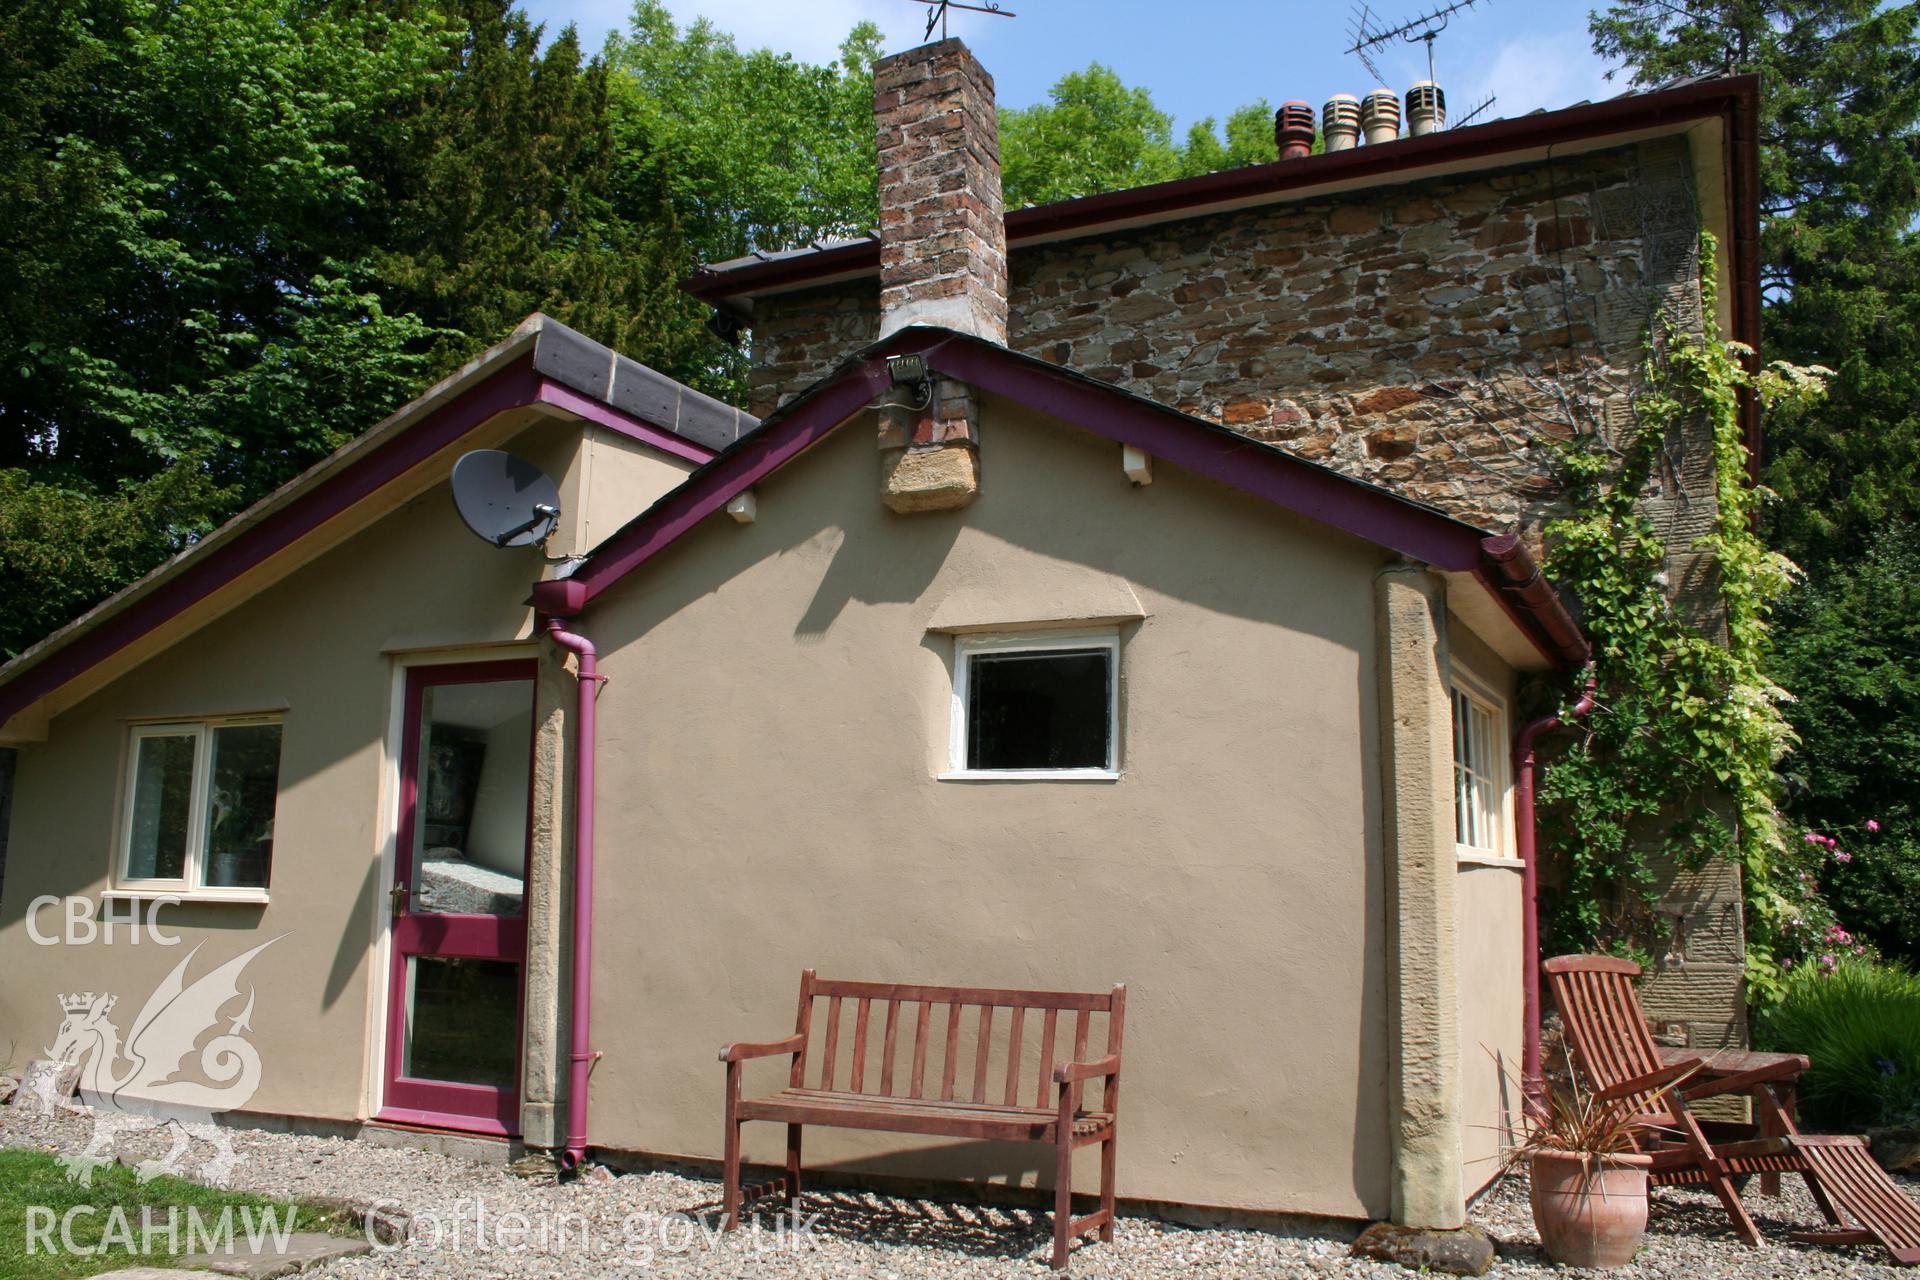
<box><xmin>1455</xmin><ymin>852</ymin><xmax>1525</xmax><ymax>870</ymax></box>
<box><xmin>939</xmin><ymin>768</ymin><xmax>1121</xmax><ymax>783</ymax></box>
<box><xmin>103</xmin><ymin>887</ymin><xmax>270</xmax><ymax>905</ymax></box>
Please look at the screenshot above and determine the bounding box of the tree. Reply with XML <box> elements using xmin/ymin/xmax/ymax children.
<box><xmin>367</xmin><ymin>0</ymin><xmax>713</xmax><ymax>390</ymax></box>
<box><xmin>599</xmin><ymin>3</ymin><xmax>881</xmax><ymax>399</ymax></box>
<box><xmin>1590</xmin><ymin>1</ymin><xmax>1920</xmax><ymax>566</ymax></box>
<box><xmin>1771</xmin><ymin>527</ymin><xmax>1920</xmax><ymax>960</ymax></box>
<box><xmin>1001</xmin><ymin>65</ymin><xmax>1182</xmax><ymax>205</ymax></box>
<box><xmin>0</xmin><ymin>0</ymin><xmax>452</xmax><ymax>656</ymax></box>
<box><xmin>1589</xmin><ymin>0</ymin><xmax>1920</xmax><ymax>963</ymax></box>
<box><xmin>1000</xmin><ymin>64</ymin><xmax>1278</xmax><ymax>207</ymax></box>
<box><xmin>605</xmin><ymin>4</ymin><xmax>880</xmax><ymax>264</ymax></box>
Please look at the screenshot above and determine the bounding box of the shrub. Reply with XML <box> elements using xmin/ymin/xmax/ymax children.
<box><xmin>1772</xmin><ymin>526</ymin><xmax>1920</xmax><ymax>966</ymax></box>
<box><xmin>1753</xmin><ymin>957</ymin><xmax>1920</xmax><ymax>1131</ymax></box>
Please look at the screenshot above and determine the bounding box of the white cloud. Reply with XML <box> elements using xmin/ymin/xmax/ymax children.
<box><xmin>1451</xmin><ymin>28</ymin><xmax>1622</xmax><ymax>122</ymax></box>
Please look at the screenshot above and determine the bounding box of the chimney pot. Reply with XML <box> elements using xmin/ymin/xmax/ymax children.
<box><xmin>1361</xmin><ymin>89</ymin><xmax>1401</xmax><ymax>145</ymax></box>
<box><xmin>1274</xmin><ymin>101</ymin><xmax>1316</xmax><ymax>161</ymax></box>
<box><xmin>1322</xmin><ymin>95</ymin><xmax>1362</xmax><ymax>151</ymax></box>
<box><xmin>1406</xmin><ymin>81</ymin><xmax>1446</xmax><ymax>136</ymax></box>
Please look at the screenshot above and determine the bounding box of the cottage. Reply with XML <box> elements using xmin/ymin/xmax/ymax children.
<box><xmin>0</xmin><ymin>39</ymin><xmax>1759</xmax><ymax>1235</ymax></box>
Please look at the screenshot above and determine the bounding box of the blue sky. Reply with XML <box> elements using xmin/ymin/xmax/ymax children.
<box><xmin>515</xmin><ymin>0</ymin><xmax>1630</xmax><ymax>131</ymax></box>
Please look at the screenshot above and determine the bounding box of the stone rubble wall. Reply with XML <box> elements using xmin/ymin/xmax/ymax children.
<box><xmin>751</xmin><ymin>139</ymin><xmax>1709</xmax><ymax>541</ymax></box>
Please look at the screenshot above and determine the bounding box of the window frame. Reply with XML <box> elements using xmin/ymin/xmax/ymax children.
<box><xmin>114</xmin><ymin>714</ymin><xmax>283</xmax><ymax>901</ymax></box>
<box><xmin>943</xmin><ymin>629</ymin><xmax>1121</xmax><ymax>782</ymax></box>
<box><xmin>1449</xmin><ymin>673</ymin><xmax>1517</xmax><ymax>866</ymax></box>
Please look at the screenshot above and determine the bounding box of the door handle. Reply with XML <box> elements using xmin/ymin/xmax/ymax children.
<box><xmin>390</xmin><ymin>881</ymin><xmax>409</xmax><ymax>918</ymax></box>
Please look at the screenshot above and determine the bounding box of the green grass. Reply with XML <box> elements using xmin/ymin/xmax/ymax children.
<box><xmin>1754</xmin><ymin>957</ymin><xmax>1920</xmax><ymax>1131</ymax></box>
<box><xmin>0</xmin><ymin>1148</ymin><xmax>334</xmax><ymax>1280</ymax></box>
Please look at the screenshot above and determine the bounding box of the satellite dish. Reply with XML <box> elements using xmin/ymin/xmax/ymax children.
<box><xmin>450</xmin><ymin>450</ymin><xmax>562</xmax><ymax>548</ymax></box>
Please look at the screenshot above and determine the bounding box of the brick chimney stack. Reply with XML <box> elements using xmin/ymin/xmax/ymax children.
<box><xmin>875</xmin><ymin>38</ymin><xmax>1007</xmax><ymax>341</ymax></box>
<box><xmin>871</xmin><ymin>38</ymin><xmax>1005</xmax><ymax>512</ymax></box>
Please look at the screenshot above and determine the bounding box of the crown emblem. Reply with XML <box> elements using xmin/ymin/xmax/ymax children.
<box><xmin>58</xmin><ymin>992</ymin><xmax>114</xmax><ymax>1016</ymax></box>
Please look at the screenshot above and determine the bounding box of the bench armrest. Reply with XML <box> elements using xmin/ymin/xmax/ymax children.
<box><xmin>1679</xmin><ymin>1057</ymin><xmax>1808</xmax><ymax>1102</ymax></box>
<box><xmin>1054</xmin><ymin>1054</ymin><xmax>1121</xmax><ymax>1085</ymax></box>
<box><xmin>1595</xmin><ymin>1058</ymin><xmax>1702</xmax><ymax>1103</ymax></box>
<box><xmin>718</xmin><ymin>1033</ymin><xmax>805</xmax><ymax>1063</ymax></box>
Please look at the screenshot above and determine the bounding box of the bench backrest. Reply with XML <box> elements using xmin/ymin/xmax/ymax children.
<box><xmin>1543</xmin><ymin>953</ymin><xmax>1670</xmax><ymax>1121</ymax></box>
<box><xmin>784</xmin><ymin>972</ymin><xmax>1127</xmax><ymax>1112</ymax></box>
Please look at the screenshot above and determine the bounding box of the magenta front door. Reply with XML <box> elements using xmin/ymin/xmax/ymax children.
<box><xmin>382</xmin><ymin>660</ymin><xmax>536</xmax><ymax>1135</ymax></box>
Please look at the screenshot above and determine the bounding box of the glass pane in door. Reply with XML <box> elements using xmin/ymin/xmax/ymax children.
<box><xmin>402</xmin><ymin>956</ymin><xmax>521</xmax><ymax>1087</ymax></box>
<box><xmin>410</xmin><ymin>679</ymin><xmax>532</xmax><ymax>915</ymax></box>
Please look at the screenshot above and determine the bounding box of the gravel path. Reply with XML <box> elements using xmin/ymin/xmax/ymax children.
<box><xmin>4</xmin><ymin>1109</ymin><xmax>1912</xmax><ymax>1276</ymax></box>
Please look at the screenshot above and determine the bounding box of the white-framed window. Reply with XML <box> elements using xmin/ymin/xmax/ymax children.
<box><xmin>118</xmin><ymin>716</ymin><xmax>283</xmax><ymax>897</ymax></box>
<box><xmin>1450</xmin><ymin>676</ymin><xmax>1511</xmax><ymax>860</ymax></box>
<box><xmin>944</xmin><ymin>630</ymin><xmax>1120</xmax><ymax>781</ymax></box>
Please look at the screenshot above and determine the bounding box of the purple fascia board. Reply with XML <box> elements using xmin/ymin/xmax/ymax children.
<box><xmin>922</xmin><ymin>336</ymin><xmax>1586</xmax><ymax>669</ymax></box>
<box><xmin>545</xmin><ymin>328</ymin><xmax>1587</xmax><ymax>669</ymax></box>
<box><xmin>536</xmin><ymin>380</ymin><xmax>717</xmax><ymax>466</ymax></box>
<box><xmin>548</xmin><ymin>361</ymin><xmax>892</xmax><ymax>612</ymax></box>
<box><xmin>919</xmin><ymin>338</ymin><xmax>1490</xmax><ymax>573</ymax></box>
<box><xmin>0</xmin><ymin>359</ymin><xmax>550</xmax><ymax>731</ymax></box>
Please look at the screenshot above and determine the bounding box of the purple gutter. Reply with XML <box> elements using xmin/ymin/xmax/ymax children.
<box><xmin>1477</xmin><ymin>533</ymin><xmax>1591</xmax><ymax>669</ymax></box>
<box><xmin>927</xmin><ymin>335</ymin><xmax>1587</xmax><ymax>669</ymax></box>
<box><xmin>543</xmin><ymin>617</ymin><xmax>605</xmax><ymax>1169</ymax></box>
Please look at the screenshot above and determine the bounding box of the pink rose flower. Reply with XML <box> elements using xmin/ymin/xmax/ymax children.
<box><xmin>1867</xmin><ymin>820</ymin><xmax>1881</xmax><ymax>832</ymax></box>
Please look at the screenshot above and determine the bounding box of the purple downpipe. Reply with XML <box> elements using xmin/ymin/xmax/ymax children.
<box><xmin>1515</xmin><ymin>677</ymin><xmax>1596</xmax><ymax>1115</ymax></box>
<box><xmin>545</xmin><ymin>616</ymin><xmax>603</xmax><ymax>1170</ymax></box>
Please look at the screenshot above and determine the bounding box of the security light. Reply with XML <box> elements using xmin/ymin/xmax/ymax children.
<box><xmin>886</xmin><ymin>353</ymin><xmax>927</xmax><ymax>386</ymax></box>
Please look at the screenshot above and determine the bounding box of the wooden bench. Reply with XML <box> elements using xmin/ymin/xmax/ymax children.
<box><xmin>719</xmin><ymin>971</ymin><xmax>1127</xmax><ymax>1271</ymax></box>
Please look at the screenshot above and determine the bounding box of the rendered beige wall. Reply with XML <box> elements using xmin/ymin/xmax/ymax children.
<box><xmin>550</xmin><ymin>427</ymin><xmax>697</xmax><ymax>559</ymax></box>
<box><xmin>577</xmin><ymin>398</ymin><xmax>1398</xmax><ymax>1219</ymax></box>
<box><xmin>1446</xmin><ymin>620</ymin><xmax>1524</xmax><ymax>1194</ymax></box>
<box><xmin>0</xmin><ymin>414</ymin><xmax>689</xmax><ymax>1123</ymax></box>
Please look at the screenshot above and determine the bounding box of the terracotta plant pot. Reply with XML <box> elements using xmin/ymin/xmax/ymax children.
<box><xmin>1530</xmin><ymin>1148</ymin><xmax>1654</xmax><ymax>1268</ymax></box>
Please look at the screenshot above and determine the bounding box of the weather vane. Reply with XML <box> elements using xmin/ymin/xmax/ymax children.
<box><xmin>912</xmin><ymin>0</ymin><xmax>1016</xmax><ymax>41</ymax></box>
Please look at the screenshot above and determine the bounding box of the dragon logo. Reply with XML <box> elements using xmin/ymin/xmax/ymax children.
<box><xmin>46</xmin><ymin>937</ymin><xmax>278</xmax><ymax>1186</ymax></box>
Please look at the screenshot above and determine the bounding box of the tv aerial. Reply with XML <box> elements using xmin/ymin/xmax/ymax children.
<box><xmin>1348</xmin><ymin>0</ymin><xmax>1496</xmax><ymax>126</ymax></box>
<box><xmin>450</xmin><ymin>449</ymin><xmax>562</xmax><ymax>548</ymax></box>
<box><xmin>1453</xmin><ymin>92</ymin><xmax>1498</xmax><ymax>128</ymax></box>
<box><xmin>1349</xmin><ymin>0</ymin><xmax>1484</xmax><ymax>84</ymax></box>
<box><xmin>909</xmin><ymin>0</ymin><xmax>1015</xmax><ymax>42</ymax></box>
